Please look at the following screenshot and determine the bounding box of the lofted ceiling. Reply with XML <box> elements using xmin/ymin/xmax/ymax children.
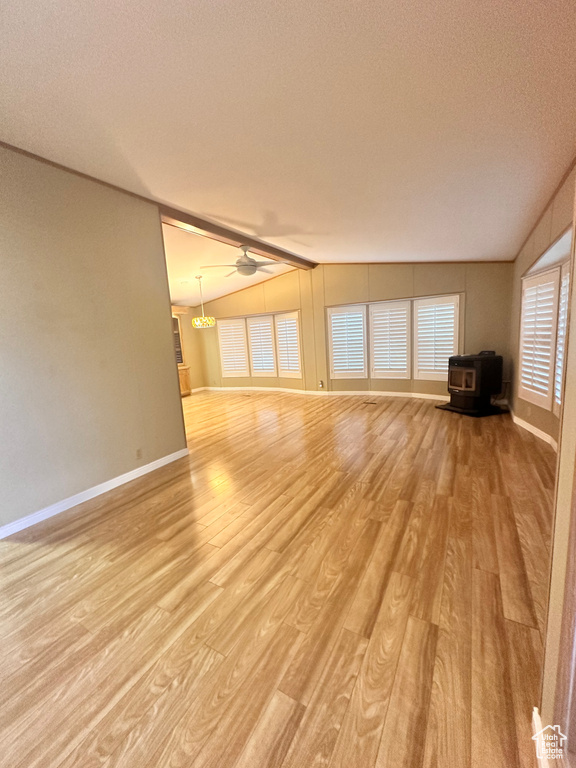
<box><xmin>1</xmin><ymin>1</ymin><xmax>576</xmax><ymax>265</ymax></box>
<box><xmin>163</xmin><ymin>225</ymin><xmax>295</xmax><ymax>304</ymax></box>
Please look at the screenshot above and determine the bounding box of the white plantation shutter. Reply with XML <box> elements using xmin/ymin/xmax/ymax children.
<box><xmin>554</xmin><ymin>265</ymin><xmax>570</xmax><ymax>412</ymax></box>
<box><xmin>217</xmin><ymin>319</ymin><xmax>250</xmax><ymax>378</ymax></box>
<box><xmin>275</xmin><ymin>312</ymin><xmax>302</xmax><ymax>378</ymax></box>
<box><xmin>413</xmin><ymin>295</ymin><xmax>460</xmax><ymax>380</ymax></box>
<box><xmin>328</xmin><ymin>305</ymin><xmax>367</xmax><ymax>379</ymax></box>
<box><xmin>369</xmin><ymin>301</ymin><xmax>411</xmax><ymax>379</ymax></box>
<box><xmin>247</xmin><ymin>315</ymin><xmax>276</xmax><ymax>376</ymax></box>
<box><xmin>518</xmin><ymin>270</ymin><xmax>560</xmax><ymax>410</ymax></box>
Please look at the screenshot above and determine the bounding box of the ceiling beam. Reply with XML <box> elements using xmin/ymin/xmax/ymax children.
<box><xmin>160</xmin><ymin>207</ymin><xmax>316</xmax><ymax>270</ymax></box>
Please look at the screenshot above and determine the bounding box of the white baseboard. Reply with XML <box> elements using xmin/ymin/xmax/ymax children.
<box><xmin>0</xmin><ymin>447</ymin><xmax>190</xmax><ymax>540</ymax></box>
<box><xmin>532</xmin><ymin>708</ymin><xmax>552</xmax><ymax>767</ymax></box>
<box><xmin>192</xmin><ymin>386</ymin><xmax>450</xmax><ymax>402</ymax></box>
<box><xmin>511</xmin><ymin>413</ymin><xmax>558</xmax><ymax>451</ymax></box>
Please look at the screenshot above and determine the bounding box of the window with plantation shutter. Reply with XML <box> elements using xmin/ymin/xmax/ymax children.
<box><xmin>413</xmin><ymin>295</ymin><xmax>460</xmax><ymax>380</ymax></box>
<box><xmin>217</xmin><ymin>318</ymin><xmax>250</xmax><ymax>378</ymax></box>
<box><xmin>327</xmin><ymin>305</ymin><xmax>367</xmax><ymax>379</ymax></box>
<box><xmin>518</xmin><ymin>270</ymin><xmax>560</xmax><ymax>410</ymax></box>
<box><xmin>275</xmin><ymin>312</ymin><xmax>302</xmax><ymax>378</ymax></box>
<box><xmin>247</xmin><ymin>315</ymin><xmax>277</xmax><ymax>376</ymax></box>
<box><xmin>554</xmin><ymin>264</ymin><xmax>570</xmax><ymax>413</ymax></box>
<box><xmin>369</xmin><ymin>301</ymin><xmax>411</xmax><ymax>379</ymax></box>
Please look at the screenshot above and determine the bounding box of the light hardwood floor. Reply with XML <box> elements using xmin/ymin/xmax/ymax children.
<box><xmin>0</xmin><ymin>391</ymin><xmax>556</xmax><ymax>768</ymax></box>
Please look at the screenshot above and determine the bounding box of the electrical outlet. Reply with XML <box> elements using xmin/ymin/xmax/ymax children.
<box><xmin>318</xmin><ymin>380</ymin><xmax>324</xmax><ymax>389</ymax></box>
<box><xmin>136</xmin><ymin>448</ymin><xmax>142</xmax><ymax>460</ymax></box>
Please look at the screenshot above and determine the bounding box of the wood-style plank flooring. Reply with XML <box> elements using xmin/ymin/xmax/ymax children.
<box><xmin>0</xmin><ymin>391</ymin><xmax>556</xmax><ymax>768</ymax></box>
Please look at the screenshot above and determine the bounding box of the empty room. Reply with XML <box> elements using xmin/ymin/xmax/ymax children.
<box><xmin>2</xmin><ymin>2</ymin><xmax>576</xmax><ymax>767</ymax></box>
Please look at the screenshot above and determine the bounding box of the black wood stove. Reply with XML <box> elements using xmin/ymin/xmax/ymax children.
<box><xmin>436</xmin><ymin>351</ymin><xmax>504</xmax><ymax>417</ymax></box>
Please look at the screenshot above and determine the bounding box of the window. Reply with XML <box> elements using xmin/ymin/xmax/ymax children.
<box><xmin>275</xmin><ymin>312</ymin><xmax>302</xmax><ymax>378</ymax></box>
<box><xmin>327</xmin><ymin>305</ymin><xmax>367</xmax><ymax>379</ymax></box>
<box><xmin>247</xmin><ymin>315</ymin><xmax>276</xmax><ymax>377</ymax></box>
<box><xmin>172</xmin><ymin>316</ymin><xmax>184</xmax><ymax>365</ymax></box>
<box><xmin>217</xmin><ymin>318</ymin><xmax>250</xmax><ymax>378</ymax></box>
<box><xmin>327</xmin><ymin>295</ymin><xmax>460</xmax><ymax>380</ymax></box>
<box><xmin>217</xmin><ymin>312</ymin><xmax>303</xmax><ymax>379</ymax></box>
<box><xmin>413</xmin><ymin>295</ymin><xmax>460</xmax><ymax>380</ymax></box>
<box><xmin>369</xmin><ymin>301</ymin><xmax>411</xmax><ymax>379</ymax></box>
<box><xmin>518</xmin><ymin>270</ymin><xmax>560</xmax><ymax>410</ymax></box>
<box><xmin>554</xmin><ymin>264</ymin><xmax>570</xmax><ymax>413</ymax></box>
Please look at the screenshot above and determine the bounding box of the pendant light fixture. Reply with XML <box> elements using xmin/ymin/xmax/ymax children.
<box><xmin>191</xmin><ymin>275</ymin><xmax>216</xmax><ymax>329</ymax></box>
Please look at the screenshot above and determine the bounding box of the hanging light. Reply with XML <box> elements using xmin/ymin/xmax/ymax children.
<box><xmin>191</xmin><ymin>275</ymin><xmax>216</xmax><ymax>329</ymax></box>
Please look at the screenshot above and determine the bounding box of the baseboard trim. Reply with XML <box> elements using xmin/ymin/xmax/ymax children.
<box><xmin>511</xmin><ymin>413</ymin><xmax>558</xmax><ymax>451</ymax></box>
<box><xmin>532</xmin><ymin>708</ymin><xmax>553</xmax><ymax>767</ymax></box>
<box><xmin>192</xmin><ymin>386</ymin><xmax>450</xmax><ymax>402</ymax></box>
<box><xmin>0</xmin><ymin>447</ymin><xmax>190</xmax><ymax>540</ymax></box>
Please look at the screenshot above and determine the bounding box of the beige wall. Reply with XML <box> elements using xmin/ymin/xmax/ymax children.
<box><xmin>0</xmin><ymin>146</ymin><xmax>186</xmax><ymax>526</ymax></box>
<box><xmin>178</xmin><ymin>307</ymin><xmax>207</xmax><ymax>391</ymax></box>
<box><xmin>509</xmin><ymin>163</ymin><xmax>576</xmax><ymax>441</ymax></box>
<box><xmin>185</xmin><ymin>262</ymin><xmax>514</xmax><ymax>397</ymax></box>
<box><xmin>197</xmin><ymin>270</ymin><xmax>310</xmax><ymax>390</ymax></box>
<box><xmin>541</xmin><ymin>202</ymin><xmax>576</xmax><ymax>724</ymax></box>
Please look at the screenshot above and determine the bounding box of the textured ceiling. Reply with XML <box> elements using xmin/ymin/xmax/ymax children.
<box><xmin>163</xmin><ymin>225</ymin><xmax>295</xmax><ymax>304</ymax></box>
<box><xmin>1</xmin><ymin>1</ymin><xmax>576</xmax><ymax>264</ymax></box>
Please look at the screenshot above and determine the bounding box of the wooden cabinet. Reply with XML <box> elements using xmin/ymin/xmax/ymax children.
<box><xmin>178</xmin><ymin>365</ymin><xmax>191</xmax><ymax>397</ymax></box>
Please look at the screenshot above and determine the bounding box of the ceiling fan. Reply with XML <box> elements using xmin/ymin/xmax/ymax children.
<box><xmin>201</xmin><ymin>246</ymin><xmax>289</xmax><ymax>277</ymax></box>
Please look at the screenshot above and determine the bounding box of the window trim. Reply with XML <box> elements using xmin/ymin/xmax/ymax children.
<box><xmin>518</xmin><ymin>268</ymin><xmax>560</xmax><ymax>411</ymax></box>
<box><xmin>274</xmin><ymin>311</ymin><xmax>303</xmax><ymax>379</ymax></box>
<box><xmin>554</xmin><ymin>262</ymin><xmax>571</xmax><ymax>416</ymax></box>
<box><xmin>246</xmin><ymin>314</ymin><xmax>277</xmax><ymax>377</ymax></box>
<box><xmin>217</xmin><ymin>318</ymin><xmax>250</xmax><ymax>378</ymax></box>
<box><xmin>327</xmin><ymin>304</ymin><xmax>368</xmax><ymax>379</ymax></box>
<box><xmin>369</xmin><ymin>300</ymin><xmax>411</xmax><ymax>379</ymax></box>
<box><xmin>412</xmin><ymin>294</ymin><xmax>460</xmax><ymax>381</ymax></box>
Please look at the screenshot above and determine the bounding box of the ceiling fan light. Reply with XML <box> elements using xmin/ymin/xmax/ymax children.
<box><xmin>191</xmin><ymin>315</ymin><xmax>216</xmax><ymax>328</ymax></box>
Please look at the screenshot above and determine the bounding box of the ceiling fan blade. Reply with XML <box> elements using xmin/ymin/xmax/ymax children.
<box><xmin>257</xmin><ymin>266</ymin><xmax>274</xmax><ymax>274</ymax></box>
<box><xmin>252</xmin><ymin>261</ymin><xmax>281</xmax><ymax>267</ymax></box>
<box><xmin>225</xmin><ymin>270</ymin><xmax>237</xmax><ymax>277</ymax></box>
<box><xmin>200</xmin><ymin>264</ymin><xmax>239</xmax><ymax>269</ymax></box>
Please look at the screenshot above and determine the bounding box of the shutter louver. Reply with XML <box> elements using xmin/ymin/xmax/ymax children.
<box><xmin>217</xmin><ymin>319</ymin><xmax>249</xmax><ymax>377</ymax></box>
<box><xmin>554</xmin><ymin>268</ymin><xmax>570</xmax><ymax>409</ymax></box>
<box><xmin>518</xmin><ymin>270</ymin><xmax>559</xmax><ymax>410</ymax></box>
<box><xmin>328</xmin><ymin>307</ymin><xmax>367</xmax><ymax>379</ymax></box>
<box><xmin>275</xmin><ymin>313</ymin><xmax>302</xmax><ymax>378</ymax></box>
<box><xmin>414</xmin><ymin>296</ymin><xmax>459</xmax><ymax>380</ymax></box>
<box><xmin>369</xmin><ymin>301</ymin><xmax>410</xmax><ymax>378</ymax></box>
<box><xmin>247</xmin><ymin>316</ymin><xmax>276</xmax><ymax>376</ymax></box>
<box><xmin>172</xmin><ymin>317</ymin><xmax>184</xmax><ymax>365</ymax></box>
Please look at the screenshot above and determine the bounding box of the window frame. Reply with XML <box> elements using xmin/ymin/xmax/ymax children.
<box><xmin>327</xmin><ymin>304</ymin><xmax>368</xmax><ymax>379</ymax></box>
<box><xmin>274</xmin><ymin>311</ymin><xmax>303</xmax><ymax>379</ymax></box>
<box><xmin>368</xmin><ymin>300</ymin><xmax>411</xmax><ymax>380</ymax></box>
<box><xmin>246</xmin><ymin>314</ymin><xmax>277</xmax><ymax>377</ymax></box>
<box><xmin>217</xmin><ymin>318</ymin><xmax>250</xmax><ymax>378</ymax></box>
<box><xmin>412</xmin><ymin>294</ymin><xmax>460</xmax><ymax>381</ymax></box>
<box><xmin>554</xmin><ymin>262</ymin><xmax>571</xmax><ymax>416</ymax></box>
<box><xmin>518</xmin><ymin>268</ymin><xmax>560</xmax><ymax>411</ymax></box>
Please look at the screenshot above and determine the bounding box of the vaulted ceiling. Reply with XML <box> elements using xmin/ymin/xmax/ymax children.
<box><xmin>163</xmin><ymin>225</ymin><xmax>295</xmax><ymax>304</ymax></box>
<box><xmin>1</xmin><ymin>1</ymin><xmax>576</xmax><ymax>265</ymax></box>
